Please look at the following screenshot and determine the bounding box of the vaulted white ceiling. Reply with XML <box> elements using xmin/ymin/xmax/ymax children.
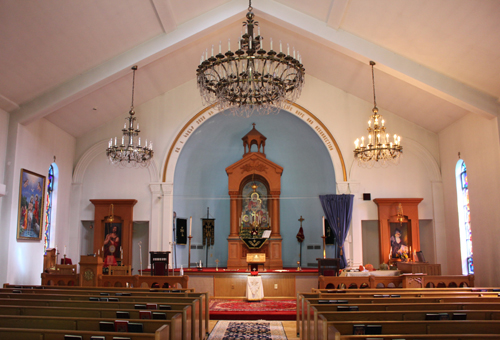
<box><xmin>2</xmin><ymin>0</ymin><xmax>499</xmax><ymax>137</ymax></box>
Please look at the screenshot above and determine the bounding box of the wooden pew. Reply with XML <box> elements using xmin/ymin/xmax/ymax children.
<box><xmin>318</xmin><ymin>274</ymin><xmax>475</xmax><ymax>289</ymax></box>
<box><xmin>0</xmin><ymin>305</ymin><xmax>185</xmax><ymax>340</ymax></box>
<box><xmin>311</xmin><ymin>308</ymin><xmax>500</xmax><ymax>340</ymax></box>
<box><xmin>0</xmin><ymin>299</ymin><xmax>193</xmax><ymax>340</ymax></box>
<box><xmin>299</xmin><ymin>295</ymin><xmax>500</xmax><ymax>339</ymax></box>
<box><xmin>0</xmin><ymin>292</ymin><xmax>206</xmax><ymax>340</ymax></box>
<box><xmin>299</xmin><ymin>296</ymin><xmax>500</xmax><ymax>340</ymax></box>
<box><xmin>0</xmin><ymin>325</ymin><xmax>168</xmax><ymax>340</ymax></box>
<box><xmin>3</xmin><ymin>283</ymin><xmax>195</xmax><ymax>293</ymax></box>
<box><xmin>0</xmin><ymin>284</ymin><xmax>210</xmax><ymax>339</ymax></box>
<box><xmin>297</xmin><ymin>288</ymin><xmax>499</xmax><ymax>337</ymax></box>
<box><xmin>0</xmin><ymin>288</ymin><xmax>209</xmax><ymax>340</ymax></box>
<box><xmin>318</xmin><ymin>318</ymin><xmax>500</xmax><ymax>340</ymax></box>
<box><xmin>0</xmin><ymin>314</ymin><xmax>177</xmax><ymax>335</ymax></box>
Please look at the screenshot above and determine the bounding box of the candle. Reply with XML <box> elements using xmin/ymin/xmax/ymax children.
<box><xmin>138</xmin><ymin>137</ymin><xmax>141</xmax><ymax>146</ymax></box>
<box><xmin>270</xmin><ymin>38</ymin><xmax>273</xmax><ymax>50</ymax></box>
<box><xmin>55</xmin><ymin>245</ymin><xmax>58</xmax><ymax>254</ymax></box>
<box><xmin>136</xmin><ymin>123</ymin><xmax>139</xmax><ymax>130</ymax></box>
<box><xmin>219</xmin><ymin>41</ymin><xmax>221</xmax><ymax>54</ymax></box>
<box><xmin>64</xmin><ymin>246</ymin><xmax>67</xmax><ymax>256</ymax></box>
<box><xmin>211</xmin><ymin>45</ymin><xmax>213</xmax><ymax>57</ymax></box>
<box><xmin>114</xmin><ymin>137</ymin><xmax>117</xmax><ymax>146</ymax></box>
<box><xmin>280</xmin><ymin>40</ymin><xmax>282</xmax><ymax>53</ymax></box>
<box><xmin>228</xmin><ymin>38</ymin><xmax>230</xmax><ymax>51</ymax></box>
<box><xmin>121</xmin><ymin>136</ymin><xmax>124</xmax><ymax>145</ymax></box>
<box><xmin>189</xmin><ymin>216</ymin><xmax>192</xmax><ymax>236</ymax></box>
<box><xmin>322</xmin><ymin>216</ymin><xmax>325</xmax><ymax>237</ymax></box>
<box><xmin>124</xmin><ymin>122</ymin><xmax>127</xmax><ymax>129</ymax></box>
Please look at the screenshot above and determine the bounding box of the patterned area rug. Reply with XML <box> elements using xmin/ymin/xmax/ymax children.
<box><xmin>208</xmin><ymin>320</ymin><xmax>287</xmax><ymax>340</ymax></box>
<box><xmin>209</xmin><ymin>299</ymin><xmax>296</xmax><ymax>320</ymax></box>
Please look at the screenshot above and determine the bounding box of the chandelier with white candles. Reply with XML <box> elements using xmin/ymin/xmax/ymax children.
<box><xmin>196</xmin><ymin>0</ymin><xmax>305</xmax><ymax>116</ymax></box>
<box><xmin>106</xmin><ymin>65</ymin><xmax>154</xmax><ymax>167</ymax></box>
<box><xmin>354</xmin><ymin>61</ymin><xmax>402</xmax><ymax>167</ymax></box>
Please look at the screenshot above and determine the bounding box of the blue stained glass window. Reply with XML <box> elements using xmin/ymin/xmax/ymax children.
<box><xmin>456</xmin><ymin>160</ymin><xmax>473</xmax><ymax>275</ymax></box>
<box><xmin>43</xmin><ymin>164</ymin><xmax>55</xmax><ymax>254</ymax></box>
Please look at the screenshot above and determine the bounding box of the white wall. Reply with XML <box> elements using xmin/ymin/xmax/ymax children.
<box><xmin>439</xmin><ymin>113</ymin><xmax>500</xmax><ymax>287</ymax></box>
<box><xmin>0</xmin><ymin>118</ymin><xmax>75</xmax><ymax>285</ymax></box>
<box><xmin>73</xmin><ymin>74</ymin><xmax>442</xmax><ymax>273</ymax></box>
<box><xmin>0</xmin><ymin>109</ymin><xmax>9</xmax><ymax>194</ymax></box>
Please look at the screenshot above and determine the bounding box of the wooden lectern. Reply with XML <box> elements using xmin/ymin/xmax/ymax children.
<box><xmin>79</xmin><ymin>255</ymin><xmax>103</xmax><ymax>287</ymax></box>
<box><xmin>150</xmin><ymin>251</ymin><xmax>170</xmax><ymax>276</ymax></box>
<box><xmin>247</xmin><ymin>253</ymin><xmax>266</xmax><ymax>273</ymax></box>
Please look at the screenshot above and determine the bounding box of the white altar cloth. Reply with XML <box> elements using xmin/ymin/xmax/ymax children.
<box><xmin>246</xmin><ymin>275</ymin><xmax>264</xmax><ymax>301</ymax></box>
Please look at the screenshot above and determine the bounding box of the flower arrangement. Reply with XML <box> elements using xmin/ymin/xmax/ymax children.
<box><xmin>398</xmin><ymin>251</ymin><xmax>409</xmax><ymax>261</ymax></box>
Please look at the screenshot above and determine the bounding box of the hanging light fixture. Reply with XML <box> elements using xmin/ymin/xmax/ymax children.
<box><xmin>106</xmin><ymin>65</ymin><xmax>153</xmax><ymax>167</ymax></box>
<box><xmin>196</xmin><ymin>0</ymin><xmax>305</xmax><ymax>117</ymax></box>
<box><xmin>354</xmin><ymin>61</ymin><xmax>402</xmax><ymax>167</ymax></box>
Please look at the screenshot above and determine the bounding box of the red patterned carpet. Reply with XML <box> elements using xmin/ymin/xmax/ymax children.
<box><xmin>209</xmin><ymin>299</ymin><xmax>296</xmax><ymax>320</ymax></box>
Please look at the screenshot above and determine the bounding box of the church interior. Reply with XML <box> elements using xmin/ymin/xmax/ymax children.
<box><xmin>1</xmin><ymin>0</ymin><xmax>500</xmax><ymax>338</ymax></box>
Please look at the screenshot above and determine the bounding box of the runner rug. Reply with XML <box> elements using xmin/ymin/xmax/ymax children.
<box><xmin>209</xmin><ymin>299</ymin><xmax>296</xmax><ymax>320</ymax></box>
<box><xmin>208</xmin><ymin>320</ymin><xmax>287</xmax><ymax>340</ymax></box>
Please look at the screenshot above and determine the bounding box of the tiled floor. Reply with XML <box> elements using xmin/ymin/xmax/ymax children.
<box><xmin>209</xmin><ymin>320</ymin><xmax>299</xmax><ymax>340</ymax></box>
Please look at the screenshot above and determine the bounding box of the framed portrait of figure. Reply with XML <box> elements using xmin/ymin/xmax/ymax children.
<box><xmin>17</xmin><ymin>169</ymin><xmax>46</xmax><ymax>240</ymax></box>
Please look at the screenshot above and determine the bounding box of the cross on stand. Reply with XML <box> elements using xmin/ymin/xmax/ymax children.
<box><xmin>298</xmin><ymin>216</ymin><xmax>304</xmax><ymax>270</ymax></box>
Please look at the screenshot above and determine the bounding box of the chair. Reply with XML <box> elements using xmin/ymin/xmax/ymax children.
<box><xmin>317</xmin><ymin>258</ymin><xmax>341</xmax><ymax>276</ymax></box>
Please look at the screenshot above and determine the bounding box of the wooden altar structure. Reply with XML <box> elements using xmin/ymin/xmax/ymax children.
<box><xmin>374</xmin><ymin>198</ymin><xmax>423</xmax><ymax>265</ymax></box>
<box><xmin>90</xmin><ymin>199</ymin><xmax>137</xmax><ymax>269</ymax></box>
<box><xmin>226</xmin><ymin>124</ymin><xmax>283</xmax><ymax>269</ymax></box>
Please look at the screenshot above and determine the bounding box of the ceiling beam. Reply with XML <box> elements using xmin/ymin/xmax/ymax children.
<box><xmin>151</xmin><ymin>0</ymin><xmax>177</xmax><ymax>33</ymax></box>
<box><xmin>326</xmin><ymin>0</ymin><xmax>350</xmax><ymax>30</ymax></box>
<box><xmin>10</xmin><ymin>0</ymin><xmax>245</xmax><ymax>126</ymax></box>
<box><xmin>253</xmin><ymin>0</ymin><xmax>499</xmax><ymax>119</ymax></box>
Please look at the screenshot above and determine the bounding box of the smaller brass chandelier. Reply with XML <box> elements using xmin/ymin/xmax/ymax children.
<box><xmin>106</xmin><ymin>65</ymin><xmax>153</xmax><ymax>167</ymax></box>
<box><xmin>196</xmin><ymin>0</ymin><xmax>305</xmax><ymax>117</ymax></box>
<box><xmin>354</xmin><ymin>61</ymin><xmax>402</xmax><ymax>167</ymax></box>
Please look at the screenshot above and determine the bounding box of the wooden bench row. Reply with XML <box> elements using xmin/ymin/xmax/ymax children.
<box><xmin>298</xmin><ymin>288</ymin><xmax>500</xmax><ymax>340</ymax></box>
<box><xmin>318</xmin><ymin>274</ymin><xmax>475</xmax><ymax>290</ymax></box>
<box><xmin>0</xmin><ymin>287</ymin><xmax>209</xmax><ymax>340</ymax></box>
<box><xmin>0</xmin><ymin>285</ymin><xmax>208</xmax><ymax>340</ymax></box>
<box><xmin>39</xmin><ymin>273</ymin><xmax>189</xmax><ymax>289</ymax></box>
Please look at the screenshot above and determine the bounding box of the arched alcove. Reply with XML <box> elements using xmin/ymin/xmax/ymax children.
<box><xmin>171</xmin><ymin>109</ymin><xmax>337</xmax><ymax>267</ymax></box>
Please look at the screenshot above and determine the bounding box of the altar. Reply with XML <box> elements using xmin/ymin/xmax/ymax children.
<box><xmin>225</xmin><ymin>124</ymin><xmax>284</xmax><ymax>269</ymax></box>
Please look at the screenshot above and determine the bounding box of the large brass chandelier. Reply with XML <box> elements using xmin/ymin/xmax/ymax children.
<box><xmin>196</xmin><ymin>0</ymin><xmax>305</xmax><ymax>117</ymax></box>
<box><xmin>354</xmin><ymin>61</ymin><xmax>402</xmax><ymax>167</ymax></box>
<box><xmin>106</xmin><ymin>65</ymin><xmax>154</xmax><ymax>167</ymax></box>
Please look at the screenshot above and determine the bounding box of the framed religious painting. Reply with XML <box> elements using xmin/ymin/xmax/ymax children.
<box><xmin>17</xmin><ymin>168</ymin><xmax>46</xmax><ymax>240</ymax></box>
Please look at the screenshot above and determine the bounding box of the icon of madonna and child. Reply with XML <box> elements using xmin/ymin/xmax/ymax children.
<box><xmin>240</xmin><ymin>181</ymin><xmax>270</xmax><ymax>238</ymax></box>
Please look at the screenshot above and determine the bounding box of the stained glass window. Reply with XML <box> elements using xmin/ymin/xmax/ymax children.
<box><xmin>455</xmin><ymin>160</ymin><xmax>473</xmax><ymax>275</ymax></box>
<box><xmin>43</xmin><ymin>164</ymin><xmax>55</xmax><ymax>254</ymax></box>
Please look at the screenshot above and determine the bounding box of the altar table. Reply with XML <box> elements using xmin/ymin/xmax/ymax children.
<box><xmin>246</xmin><ymin>275</ymin><xmax>264</xmax><ymax>301</ymax></box>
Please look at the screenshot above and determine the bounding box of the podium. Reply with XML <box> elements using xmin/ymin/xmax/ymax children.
<box><xmin>79</xmin><ymin>255</ymin><xmax>103</xmax><ymax>287</ymax></box>
<box><xmin>246</xmin><ymin>253</ymin><xmax>266</xmax><ymax>273</ymax></box>
<box><xmin>150</xmin><ymin>251</ymin><xmax>170</xmax><ymax>276</ymax></box>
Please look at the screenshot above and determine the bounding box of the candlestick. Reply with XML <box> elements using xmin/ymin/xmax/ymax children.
<box><xmin>189</xmin><ymin>216</ymin><xmax>192</xmax><ymax>236</ymax></box>
<box><xmin>322</xmin><ymin>216</ymin><xmax>325</xmax><ymax>237</ymax></box>
<box><xmin>188</xmin><ymin>235</ymin><xmax>193</xmax><ymax>269</ymax></box>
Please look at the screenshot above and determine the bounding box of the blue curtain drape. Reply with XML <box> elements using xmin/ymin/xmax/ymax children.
<box><xmin>319</xmin><ymin>194</ymin><xmax>354</xmax><ymax>268</ymax></box>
